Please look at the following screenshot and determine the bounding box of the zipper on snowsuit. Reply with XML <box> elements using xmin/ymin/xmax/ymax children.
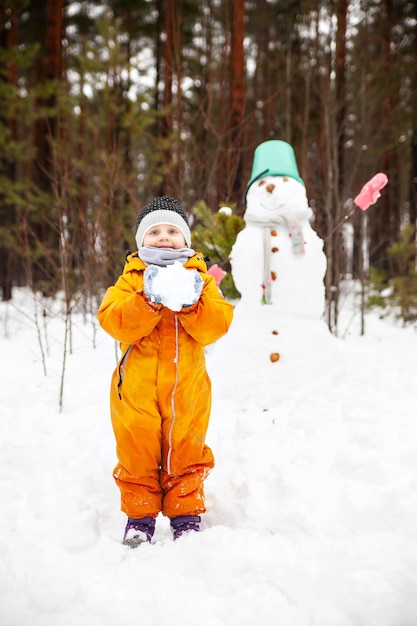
<box><xmin>117</xmin><ymin>344</ymin><xmax>133</xmax><ymax>400</ymax></box>
<box><xmin>166</xmin><ymin>315</ymin><xmax>179</xmax><ymax>475</ymax></box>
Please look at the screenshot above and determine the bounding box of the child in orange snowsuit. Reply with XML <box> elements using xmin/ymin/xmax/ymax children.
<box><xmin>98</xmin><ymin>196</ymin><xmax>233</xmax><ymax>545</ymax></box>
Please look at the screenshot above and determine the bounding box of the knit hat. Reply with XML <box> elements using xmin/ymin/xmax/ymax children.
<box><xmin>135</xmin><ymin>196</ymin><xmax>191</xmax><ymax>249</ymax></box>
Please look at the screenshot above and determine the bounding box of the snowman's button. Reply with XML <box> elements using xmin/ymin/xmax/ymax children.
<box><xmin>271</xmin><ymin>247</ymin><xmax>279</xmax><ymax>253</ymax></box>
<box><xmin>271</xmin><ymin>271</ymin><xmax>277</xmax><ymax>281</ymax></box>
<box><xmin>271</xmin><ymin>330</ymin><xmax>279</xmax><ymax>335</ymax></box>
<box><xmin>270</xmin><ymin>229</ymin><xmax>277</xmax><ymax>237</ymax></box>
<box><xmin>270</xmin><ymin>353</ymin><xmax>280</xmax><ymax>363</ymax></box>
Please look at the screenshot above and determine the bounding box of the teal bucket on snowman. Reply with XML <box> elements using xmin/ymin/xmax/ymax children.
<box><xmin>245</xmin><ymin>140</ymin><xmax>305</xmax><ymax>197</ymax></box>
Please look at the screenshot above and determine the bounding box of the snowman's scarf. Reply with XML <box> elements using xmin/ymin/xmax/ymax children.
<box><xmin>262</xmin><ymin>227</ymin><xmax>273</xmax><ymax>305</ymax></box>
<box><xmin>246</xmin><ymin>216</ymin><xmax>306</xmax><ymax>305</ymax></box>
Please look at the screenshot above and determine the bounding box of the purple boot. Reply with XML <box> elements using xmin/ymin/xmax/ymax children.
<box><xmin>170</xmin><ymin>515</ymin><xmax>201</xmax><ymax>540</ymax></box>
<box><xmin>123</xmin><ymin>516</ymin><xmax>156</xmax><ymax>547</ymax></box>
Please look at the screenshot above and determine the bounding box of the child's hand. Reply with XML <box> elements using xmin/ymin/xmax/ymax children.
<box><xmin>143</xmin><ymin>265</ymin><xmax>162</xmax><ymax>304</ymax></box>
<box><xmin>177</xmin><ymin>268</ymin><xmax>203</xmax><ymax>308</ymax></box>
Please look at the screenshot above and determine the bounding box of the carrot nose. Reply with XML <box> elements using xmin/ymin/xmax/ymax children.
<box><xmin>266</xmin><ymin>183</ymin><xmax>275</xmax><ymax>193</ymax></box>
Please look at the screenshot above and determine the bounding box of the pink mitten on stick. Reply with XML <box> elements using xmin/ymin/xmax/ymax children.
<box><xmin>354</xmin><ymin>173</ymin><xmax>388</xmax><ymax>210</ymax></box>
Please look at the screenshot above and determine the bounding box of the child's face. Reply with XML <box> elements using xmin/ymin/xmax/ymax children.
<box><xmin>143</xmin><ymin>224</ymin><xmax>187</xmax><ymax>249</ymax></box>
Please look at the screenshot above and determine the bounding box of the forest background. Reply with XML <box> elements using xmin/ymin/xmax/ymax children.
<box><xmin>0</xmin><ymin>0</ymin><xmax>416</xmax><ymax>333</ymax></box>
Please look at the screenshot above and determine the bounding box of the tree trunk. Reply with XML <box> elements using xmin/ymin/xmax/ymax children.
<box><xmin>32</xmin><ymin>0</ymin><xmax>64</xmax><ymax>294</ymax></box>
<box><xmin>158</xmin><ymin>0</ymin><xmax>183</xmax><ymax>198</ymax></box>
<box><xmin>369</xmin><ymin>0</ymin><xmax>399</xmax><ymax>275</ymax></box>
<box><xmin>335</xmin><ymin>0</ymin><xmax>347</xmax><ymax>195</ymax></box>
<box><xmin>0</xmin><ymin>3</ymin><xmax>18</xmax><ymax>300</ymax></box>
<box><xmin>409</xmin><ymin>0</ymin><xmax>417</xmax><ymax>233</ymax></box>
<box><xmin>228</xmin><ymin>0</ymin><xmax>245</xmax><ymax>202</ymax></box>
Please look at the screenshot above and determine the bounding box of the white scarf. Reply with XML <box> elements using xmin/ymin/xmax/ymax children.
<box><xmin>139</xmin><ymin>246</ymin><xmax>195</xmax><ymax>267</ymax></box>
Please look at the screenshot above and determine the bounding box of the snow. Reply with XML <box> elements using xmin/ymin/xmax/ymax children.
<box><xmin>1</xmin><ymin>283</ymin><xmax>417</xmax><ymax>626</ymax></box>
<box><xmin>145</xmin><ymin>261</ymin><xmax>202</xmax><ymax>311</ymax></box>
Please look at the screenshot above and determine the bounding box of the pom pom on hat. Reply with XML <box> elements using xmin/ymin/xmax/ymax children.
<box><xmin>135</xmin><ymin>196</ymin><xmax>191</xmax><ymax>249</ymax></box>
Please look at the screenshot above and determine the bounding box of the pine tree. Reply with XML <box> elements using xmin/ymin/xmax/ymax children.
<box><xmin>191</xmin><ymin>201</ymin><xmax>244</xmax><ymax>299</ymax></box>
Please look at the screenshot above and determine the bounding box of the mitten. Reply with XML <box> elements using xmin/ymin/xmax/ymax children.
<box><xmin>179</xmin><ymin>268</ymin><xmax>204</xmax><ymax>308</ymax></box>
<box><xmin>143</xmin><ymin>265</ymin><xmax>162</xmax><ymax>304</ymax></box>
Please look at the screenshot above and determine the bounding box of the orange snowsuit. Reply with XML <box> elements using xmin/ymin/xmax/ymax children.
<box><xmin>98</xmin><ymin>252</ymin><xmax>233</xmax><ymax>519</ymax></box>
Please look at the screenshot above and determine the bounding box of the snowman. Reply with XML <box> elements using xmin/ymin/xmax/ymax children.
<box><xmin>232</xmin><ymin>139</ymin><xmax>326</xmax><ymax>321</ymax></box>
<box><xmin>209</xmin><ymin>140</ymin><xmax>332</xmax><ymax>398</ymax></box>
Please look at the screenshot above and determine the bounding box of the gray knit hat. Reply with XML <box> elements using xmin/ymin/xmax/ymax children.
<box><xmin>135</xmin><ymin>196</ymin><xmax>191</xmax><ymax>249</ymax></box>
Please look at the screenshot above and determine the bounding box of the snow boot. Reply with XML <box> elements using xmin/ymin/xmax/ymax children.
<box><xmin>170</xmin><ymin>515</ymin><xmax>201</xmax><ymax>540</ymax></box>
<box><xmin>123</xmin><ymin>516</ymin><xmax>156</xmax><ymax>547</ymax></box>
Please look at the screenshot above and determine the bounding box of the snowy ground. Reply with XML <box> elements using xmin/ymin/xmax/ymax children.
<box><xmin>1</xmin><ymin>285</ymin><xmax>417</xmax><ymax>626</ymax></box>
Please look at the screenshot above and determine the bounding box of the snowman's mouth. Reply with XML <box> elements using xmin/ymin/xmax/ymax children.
<box><xmin>260</xmin><ymin>202</ymin><xmax>285</xmax><ymax>211</ymax></box>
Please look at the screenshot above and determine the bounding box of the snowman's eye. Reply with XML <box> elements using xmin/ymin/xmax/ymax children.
<box><xmin>283</xmin><ymin>177</ymin><xmax>289</xmax><ymax>182</ymax></box>
<box><xmin>258</xmin><ymin>180</ymin><xmax>266</xmax><ymax>187</ymax></box>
